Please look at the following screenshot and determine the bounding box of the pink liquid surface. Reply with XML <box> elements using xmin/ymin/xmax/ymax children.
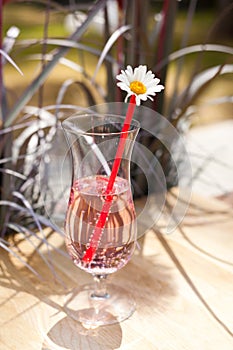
<box><xmin>65</xmin><ymin>175</ymin><xmax>137</xmax><ymax>274</ymax></box>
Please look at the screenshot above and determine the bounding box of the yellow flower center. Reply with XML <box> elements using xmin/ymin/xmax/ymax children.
<box><xmin>130</xmin><ymin>81</ymin><xmax>147</xmax><ymax>95</ymax></box>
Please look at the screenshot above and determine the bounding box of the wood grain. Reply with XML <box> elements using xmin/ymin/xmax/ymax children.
<box><xmin>0</xmin><ymin>192</ymin><xmax>233</xmax><ymax>349</ymax></box>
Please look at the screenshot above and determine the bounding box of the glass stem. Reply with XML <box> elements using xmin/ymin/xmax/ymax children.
<box><xmin>91</xmin><ymin>274</ymin><xmax>109</xmax><ymax>300</ymax></box>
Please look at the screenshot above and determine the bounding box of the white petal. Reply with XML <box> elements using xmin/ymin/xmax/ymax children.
<box><xmin>147</xmin><ymin>84</ymin><xmax>164</xmax><ymax>93</ymax></box>
<box><xmin>147</xmin><ymin>95</ymin><xmax>154</xmax><ymax>101</ymax></box>
<box><xmin>126</xmin><ymin>65</ymin><xmax>133</xmax><ymax>75</ymax></box>
<box><xmin>125</xmin><ymin>65</ymin><xmax>133</xmax><ymax>81</ymax></box>
<box><xmin>122</xmin><ymin>75</ymin><xmax>131</xmax><ymax>85</ymax></box>
<box><xmin>141</xmin><ymin>66</ymin><xmax>148</xmax><ymax>81</ymax></box>
<box><xmin>148</xmin><ymin>77</ymin><xmax>160</xmax><ymax>86</ymax></box>
<box><xmin>134</xmin><ymin>65</ymin><xmax>147</xmax><ymax>81</ymax></box>
<box><xmin>117</xmin><ymin>82</ymin><xmax>131</xmax><ymax>93</ymax></box>
<box><xmin>139</xmin><ymin>94</ymin><xmax>148</xmax><ymax>101</ymax></box>
<box><xmin>146</xmin><ymin>80</ymin><xmax>160</xmax><ymax>89</ymax></box>
<box><xmin>143</xmin><ymin>71</ymin><xmax>155</xmax><ymax>83</ymax></box>
<box><xmin>135</xmin><ymin>95</ymin><xmax>141</xmax><ymax>106</ymax></box>
<box><xmin>116</xmin><ymin>72</ymin><xmax>125</xmax><ymax>80</ymax></box>
<box><xmin>146</xmin><ymin>89</ymin><xmax>156</xmax><ymax>96</ymax></box>
<box><xmin>116</xmin><ymin>75</ymin><xmax>126</xmax><ymax>84</ymax></box>
<box><xmin>154</xmin><ymin>84</ymin><xmax>165</xmax><ymax>92</ymax></box>
<box><xmin>132</xmin><ymin>66</ymin><xmax>139</xmax><ymax>80</ymax></box>
<box><xmin>124</xmin><ymin>91</ymin><xmax>134</xmax><ymax>103</ymax></box>
<box><xmin>125</xmin><ymin>73</ymin><xmax>133</xmax><ymax>83</ymax></box>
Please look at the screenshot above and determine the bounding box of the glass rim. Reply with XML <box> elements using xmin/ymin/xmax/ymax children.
<box><xmin>61</xmin><ymin>113</ymin><xmax>140</xmax><ymax>136</ymax></box>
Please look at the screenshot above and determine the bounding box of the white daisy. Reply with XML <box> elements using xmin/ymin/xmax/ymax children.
<box><xmin>116</xmin><ymin>65</ymin><xmax>164</xmax><ymax>106</ymax></box>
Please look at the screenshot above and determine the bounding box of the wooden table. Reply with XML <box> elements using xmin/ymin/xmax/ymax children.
<box><xmin>0</xmin><ymin>192</ymin><xmax>233</xmax><ymax>349</ymax></box>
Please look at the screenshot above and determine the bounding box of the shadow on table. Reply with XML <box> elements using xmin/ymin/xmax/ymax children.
<box><xmin>42</xmin><ymin>315</ymin><xmax>122</xmax><ymax>350</ymax></box>
<box><xmin>0</xmin><ymin>233</ymin><xmax>177</xmax><ymax>349</ymax></box>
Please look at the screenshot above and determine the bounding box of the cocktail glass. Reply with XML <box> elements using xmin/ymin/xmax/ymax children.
<box><xmin>62</xmin><ymin>113</ymin><xmax>140</xmax><ymax>327</ymax></box>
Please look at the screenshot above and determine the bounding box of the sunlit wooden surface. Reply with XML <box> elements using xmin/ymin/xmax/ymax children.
<box><xmin>0</xmin><ymin>192</ymin><xmax>233</xmax><ymax>350</ymax></box>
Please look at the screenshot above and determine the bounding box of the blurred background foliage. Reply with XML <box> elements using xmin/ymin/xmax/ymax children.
<box><xmin>2</xmin><ymin>0</ymin><xmax>233</xmax><ymax>125</ymax></box>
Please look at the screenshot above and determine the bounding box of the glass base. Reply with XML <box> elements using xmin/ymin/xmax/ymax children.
<box><xmin>64</xmin><ymin>283</ymin><xmax>136</xmax><ymax>328</ymax></box>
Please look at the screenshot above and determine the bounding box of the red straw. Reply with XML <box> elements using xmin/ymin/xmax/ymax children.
<box><xmin>82</xmin><ymin>95</ymin><xmax>136</xmax><ymax>263</ymax></box>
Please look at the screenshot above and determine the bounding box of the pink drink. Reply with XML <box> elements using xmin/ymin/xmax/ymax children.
<box><xmin>65</xmin><ymin>175</ymin><xmax>137</xmax><ymax>274</ymax></box>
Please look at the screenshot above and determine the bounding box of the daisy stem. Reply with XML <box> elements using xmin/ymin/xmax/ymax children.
<box><xmin>82</xmin><ymin>94</ymin><xmax>136</xmax><ymax>264</ymax></box>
